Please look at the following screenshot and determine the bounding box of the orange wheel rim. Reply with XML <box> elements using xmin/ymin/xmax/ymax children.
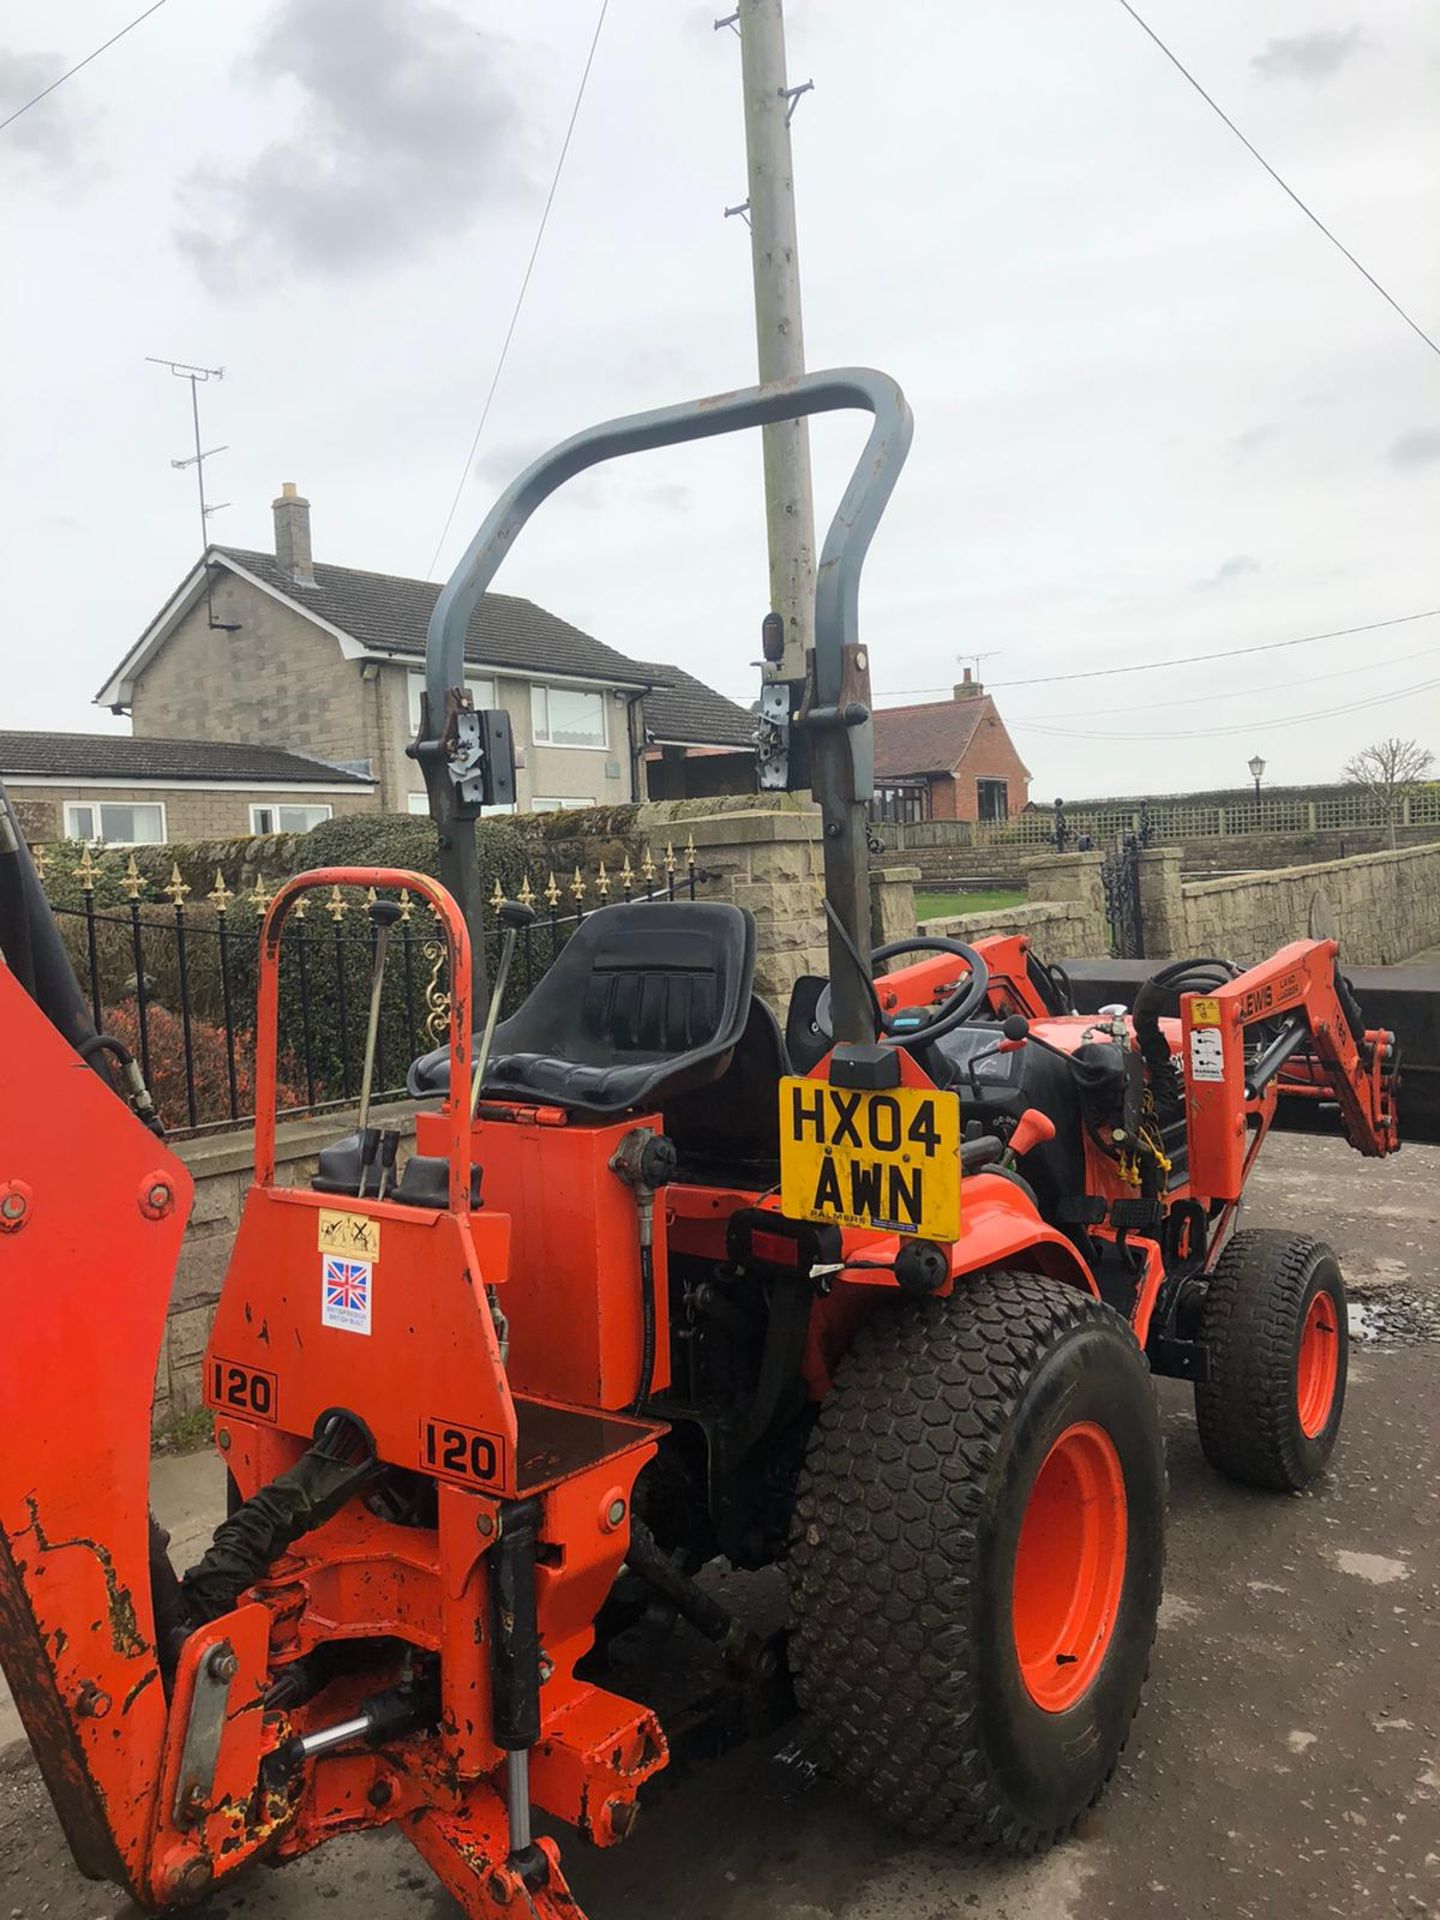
<box><xmin>1296</xmin><ymin>1290</ymin><xmax>1340</xmax><ymax>1438</ymax></box>
<box><xmin>1012</xmin><ymin>1421</ymin><xmax>1128</xmax><ymax>1713</ymax></box>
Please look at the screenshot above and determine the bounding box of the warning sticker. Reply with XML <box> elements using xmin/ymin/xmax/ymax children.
<box><xmin>1189</xmin><ymin>997</ymin><xmax>1222</xmax><ymax>1028</ymax></box>
<box><xmin>318</xmin><ymin>1208</ymin><xmax>380</xmax><ymax>1260</ymax></box>
<box><xmin>1188</xmin><ymin>1027</ymin><xmax>1225</xmax><ymax>1084</ymax></box>
<box><xmin>321</xmin><ymin>1255</ymin><xmax>373</xmax><ymax>1335</ymax></box>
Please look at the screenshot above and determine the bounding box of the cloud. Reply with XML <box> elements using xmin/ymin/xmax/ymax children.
<box><xmin>1387</xmin><ymin>429</ymin><xmax>1440</xmax><ymax>468</ymax></box>
<box><xmin>1195</xmin><ymin>554</ymin><xmax>1260</xmax><ymax>592</ymax></box>
<box><xmin>1233</xmin><ymin>423</ymin><xmax>1278</xmax><ymax>457</ymax></box>
<box><xmin>1251</xmin><ymin>27</ymin><xmax>1365</xmax><ymax>84</ymax></box>
<box><xmin>0</xmin><ymin>49</ymin><xmax>83</xmax><ymax>170</ymax></box>
<box><xmin>642</xmin><ymin>482</ymin><xmax>693</xmax><ymax>513</ymax></box>
<box><xmin>176</xmin><ymin>0</ymin><xmax>528</xmax><ymax>288</ymax></box>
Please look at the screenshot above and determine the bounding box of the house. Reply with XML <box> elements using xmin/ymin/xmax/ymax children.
<box><xmin>871</xmin><ymin>671</ymin><xmax>1030</xmax><ymax>823</ymax></box>
<box><xmin>0</xmin><ymin>731</ymin><xmax>374</xmax><ymax>846</ymax></box>
<box><xmin>95</xmin><ymin>485</ymin><xmax>755</xmax><ymax>816</ymax></box>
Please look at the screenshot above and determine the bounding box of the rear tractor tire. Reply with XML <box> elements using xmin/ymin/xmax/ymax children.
<box><xmin>1194</xmin><ymin>1230</ymin><xmax>1347</xmax><ymax>1492</ymax></box>
<box><xmin>786</xmin><ymin>1271</ymin><xmax>1166</xmax><ymax>1853</ymax></box>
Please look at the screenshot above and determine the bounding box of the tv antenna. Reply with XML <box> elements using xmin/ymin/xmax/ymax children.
<box><xmin>147</xmin><ymin>357</ymin><xmax>239</xmax><ymax>631</ymax></box>
<box><xmin>957</xmin><ymin>650</ymin><xmax>1003</xmax><ymax>682</ymax></box>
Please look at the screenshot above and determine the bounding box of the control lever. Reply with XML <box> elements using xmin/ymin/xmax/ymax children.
<box><xmin>471</xmin><ymin>900</ymin><xmax>536</xmax><ymax>1118</ymax></box>
<box><xmin>356</xmin><ymin>898</ymin><xmax>405</xmax><ymax>1194</ymax></box>
<box><xmin>963</xmin><ymin>1012</ymin><xmax>1032</xmax><ymax>1104</ymax></box>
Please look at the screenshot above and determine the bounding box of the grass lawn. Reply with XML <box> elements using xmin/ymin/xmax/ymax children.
<box><xmin>915</xmin><ymin>887</ymin><xmax>1026</xmax><ymax>921</ymax></box>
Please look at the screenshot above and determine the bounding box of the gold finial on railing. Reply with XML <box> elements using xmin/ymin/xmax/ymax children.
<box><xmin>683</xmin><ymin>831</ymin><xmax>697</xmax><ymax>869</ymax></box>
<box><xmin>570</xmin><ymin>866</ymin><xmax>586</xmax><ymax>903</ymax></box>
<box><xmin>398</xmin><ymin>887</ymin><xmax>413</xmax><ymax>922</ymax></box>
<box><xmin>164</xmin><ymin>862</ymin><xmax>191</xmax><ymax>906</ymax></box>
<box><xmin>76</xmin><ymin>847</ymin><xmax>98</xmax><ymax>894</ymax></box>
<box><xmin>365</xmin><ymin>886</ymin><xmax>378</xmax><ymax>909</ymax></box>
<box><xmin>326</xmin><ymin>884</ymin><xmax>346</xmax><ymax>922</ymax></box>
<box><xmin>517</xmin><ymin>874</ymin><xmax>536</xmax><ymax>908</ymax></box>
<box><xmin>619</xmin><ymin>855</ymin><xmax>634</xmax><ymax>896</ymax></box>
<box><xmin>250</xmin><ymin>874</ymin><xmax>273</xmax><ymax>911</ymax></box>
<box><xmin>30</xmin><ymin>843</ymin><xmax>48</xmax><ymax>881</ymax></box>
<box><xmin>640</xmin><ymin>844</ymin><xmax>656</xmax><ymax>884</ymax></box>
<box><xmin>663</xmin><ymin>840</ymin><xmax>676</xmax><ymax>877</ymax></box>
<box><xmin>292</xmin><ymin>892</ymin><xmax>308</xmax><ymax>920</ymax></box>
<box><xmin>489</xmin><ymin>877</ymin><xmax>505</xmax><ymax>909</ymax></box>
<box><xmin>207</xmin><ymin>869</ymin><xmax>234</xmax><ymax>913</ymax></box>
<box><xmin>595</xmin><ymin>860</ymin><xmax>610</xmax><ymax>900</ymax></box>
<box><xmin>121</xmin><ymin>854</ymin><xmax>145</xmax><ymax>902</ymax></box>
<box><xmin>544</xmin><ymin>870</ymin><xmax>562</xmax><ymax>908</ymax></box>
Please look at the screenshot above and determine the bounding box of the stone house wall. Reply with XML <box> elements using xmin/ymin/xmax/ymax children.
<box><xmin>11</xmin><ymin>781</ymin><xmax>372</xmax><ymax>845</ymax></box>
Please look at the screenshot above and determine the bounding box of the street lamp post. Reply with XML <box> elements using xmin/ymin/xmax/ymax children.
<box><xmin>1248</xmin><ymin>754</ymin><xmax>1266</xmax><ymax>801</ymax></box>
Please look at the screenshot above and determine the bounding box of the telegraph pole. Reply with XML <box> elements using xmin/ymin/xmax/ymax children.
<box><xmin>727</xmin><ymin>0</ymin><xmax>816</xmax><ymax>684</ymax></box>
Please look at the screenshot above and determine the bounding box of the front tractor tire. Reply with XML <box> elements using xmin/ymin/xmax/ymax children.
<box><xmin>786</xmin><ymin>1272</ymin><xmax>1165</xmax><ymax>1854</ymax></box>
<box><xmin>1194</xmin><ymin>1230</ymin><xmax>1348</xmax><ymax>1492</ymax></box>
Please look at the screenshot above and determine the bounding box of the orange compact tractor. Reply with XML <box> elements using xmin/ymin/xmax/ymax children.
<box><xmin>0</xmin><ymin>372</ymin><xmax>1400</xmax><ymax>1915</ymax></box>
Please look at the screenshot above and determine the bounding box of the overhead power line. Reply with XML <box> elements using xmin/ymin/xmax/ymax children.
<box><xmin>0</xmin><ymin>0</ymin><xmax>171</xmax><ymax>136</ymax></box>
<box><xmin>1013</xmin><ymin>641</ymin><xmax>1437</xmax><ymax>724</ymax></box>
<box><xmin>424</xmin><ymin>0</ymin><xmax>609</xmax><ymax>579</ymax></box>
<box><xmin>877</xmin><ymin>607</ymin><xmax>1440</xmax><ymax>699</ymax></box>
<box><xmin>1011</xmin><ymin>668</ymin><xmax>1440</xmax><ymax>742</ymax></box>
<box><xmin>1114</xmin><ymin>0</ymin><xmax>1440</xmax><ymax>360</ymax></box>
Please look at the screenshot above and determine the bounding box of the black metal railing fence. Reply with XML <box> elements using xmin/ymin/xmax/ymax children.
<box><xmin>35</xmin><ymin>838</ymin><xmax>700</xmax><ymax>1138</ymax></box>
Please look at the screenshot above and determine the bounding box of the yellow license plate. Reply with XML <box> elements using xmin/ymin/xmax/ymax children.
<box><xmin>778</xmin><ymin>1075</ymin><xmax>962</xmax><ymax>1242</ymax></box>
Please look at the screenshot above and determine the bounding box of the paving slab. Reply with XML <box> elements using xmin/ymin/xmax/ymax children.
<box><xmin>2</xmin><ymin>1133</ymin><xmax>1436</xmax><ymax>1919</ymax></box>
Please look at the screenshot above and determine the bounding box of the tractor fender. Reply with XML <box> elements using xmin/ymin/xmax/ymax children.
<box><xmin>947</xmin><ymin>1173</ymin><xmax>1099</xmax><ymax>1298</ymax></box>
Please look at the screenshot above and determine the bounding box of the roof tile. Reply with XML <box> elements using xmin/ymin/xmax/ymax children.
<box><xmin>0</xmin><ymin>731</ymin><xmax>372</xmax><ymax>786</ymax></box>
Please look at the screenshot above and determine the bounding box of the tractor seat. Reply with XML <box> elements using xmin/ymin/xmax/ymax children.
<box><xmin>408</xmin><ymin>900</ymin><xmax>756</xmax><ymax>1116</ymax></box>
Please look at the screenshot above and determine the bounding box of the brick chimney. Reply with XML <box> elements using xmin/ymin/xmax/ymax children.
<box><xmin>954</xmin><ymin>667</ymin><xmax>982</xmax><ymax>699</ymax></box>
<box><xmin>272</xmin><ymin>482</ymin><xmax>315</xmax><ymax>587</ymax></box>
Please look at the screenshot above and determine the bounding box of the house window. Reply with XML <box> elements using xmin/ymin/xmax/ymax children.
<box><xmin>250</xmin><ymin>803</ymin><xmax>333</xmax><ymax>835</ymax></box>
<box><xmin>531</xmin><ymin>684</ymin><xmax>607</xmax><ymax>750</ymax></box>
<box><xmin>63</xmin><ymin>801</ymin><xmax>166</xmax><ymax>845</ymax></box>
<box><xmin>976</xmin><ymin>778</ymin><xmax>1009</xmax><ymax>823</ymax></box>
<box><xmin>531</xmin><ymin>797</ymin><xmax>596</xmax><ymax>814</ymax></box>
<box><xmin>871</xmin><ymin>781</ymin><xmax>931</xmax><ymax>825</ymax></box>
<box><xmin>407</xmin><ymin>670</ymin><xmax>496</xmax><ymax>736</ymax></box>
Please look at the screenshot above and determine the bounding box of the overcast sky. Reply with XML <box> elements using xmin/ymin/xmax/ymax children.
<box><xmin>2</xmin><ymin>0</ymin><xmax>1436</xmax><ymax>797</ymax></box>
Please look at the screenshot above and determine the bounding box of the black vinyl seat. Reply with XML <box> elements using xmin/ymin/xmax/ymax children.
<box><xmin>408</xmin><ymin>900</ymin><xmax>756</xmax><ymax>1116</ymax></box>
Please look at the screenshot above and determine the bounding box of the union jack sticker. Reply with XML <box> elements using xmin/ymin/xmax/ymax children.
<box><xmin>322</xmin><ymin>1255</ymin><xmax>372</xmax><ymax>1335</ymax></box>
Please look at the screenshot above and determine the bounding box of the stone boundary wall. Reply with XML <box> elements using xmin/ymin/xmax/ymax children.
<box><xmin>915</xmin><ymin>852</ymin><xmax>1108</xmax><ymax>959</ymax></box>
<box><xmin>885</xmin><ymin>822</ymin><xmax>1440</xmax><ymax>891</ymax></box>
<box><xmin>1176</xmin><ymin>843</ymin><xmax>1440</xmax><ymax>968</ymax></box>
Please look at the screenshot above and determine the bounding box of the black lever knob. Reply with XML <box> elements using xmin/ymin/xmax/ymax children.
<box><xmin>496</xmin><ymin>900</ymin><xmax>537</xmax><ymax>931</ymax></box>
<box><xmin>369</xmin><ymin>898</ymin><xmax>405</xmax><ymax>929</ymax></box>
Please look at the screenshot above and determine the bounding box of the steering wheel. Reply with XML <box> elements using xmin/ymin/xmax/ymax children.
<box><xmin>813</xmin><ymin>937</ymin><xmax>992</xmax><ymax>1046</ymax></box>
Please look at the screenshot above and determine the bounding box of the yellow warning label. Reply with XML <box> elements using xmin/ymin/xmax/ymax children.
<box><xmin>1189</xmin><ymin>997</ymin><xmax>1223</xmax><ymax>1027</ymax></box>
<box><xmin>318</xmin><ymin>1208</ymin><xmax>380</xmax><ymax>1260</ymax></box>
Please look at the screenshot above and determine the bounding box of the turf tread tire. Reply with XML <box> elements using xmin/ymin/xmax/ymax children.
<box><xmin>786</xmin><ymin>1271</ymin><xmax>1164</xmax><ymax>1853</ymax></box>
<box><xmin>1194</xmin><ymin>1229</ymin><xmax>1347</xmax><ymax>1492</ymax></box>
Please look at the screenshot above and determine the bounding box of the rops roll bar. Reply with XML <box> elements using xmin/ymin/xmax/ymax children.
<box><xmin>417</xmin><ymin>367</ymin><xmax>913</xmax><ymax>1045</ymax></box>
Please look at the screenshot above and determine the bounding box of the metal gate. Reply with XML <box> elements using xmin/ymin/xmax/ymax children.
<box><xmin>1101</xmin><ymin>835</ymin><xmax>1145</xmax><ymax>960</ymax></box>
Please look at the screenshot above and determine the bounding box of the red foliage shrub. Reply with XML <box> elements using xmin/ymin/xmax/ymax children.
<box><xmin>105</xmin><ymin>999</ymin><xmax>303</xmax><ymax>1131</ymax></box>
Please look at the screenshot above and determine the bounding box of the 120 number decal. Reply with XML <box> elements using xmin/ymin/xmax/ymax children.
<box><xmin>208</xmin><ymin>1358</ymin><xmax>277</xmax><ymax>1423</ymax></box>
<box><xmin>420</xmin><ymin>1417</ymin><xmax>504</xmax><ymax>1490</ymax></box>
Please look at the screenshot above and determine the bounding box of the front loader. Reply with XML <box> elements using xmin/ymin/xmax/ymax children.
<box><xmin>0</xmin><ymin>370</ymin><xmax>1400</xmax><ymax>1914</ymax></box>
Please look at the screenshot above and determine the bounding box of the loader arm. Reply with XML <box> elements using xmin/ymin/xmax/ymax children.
<box><xmin>1182</xmin><ymin>938</ymin><xmax>1399</xmax><ymax>1201</ymax></box>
